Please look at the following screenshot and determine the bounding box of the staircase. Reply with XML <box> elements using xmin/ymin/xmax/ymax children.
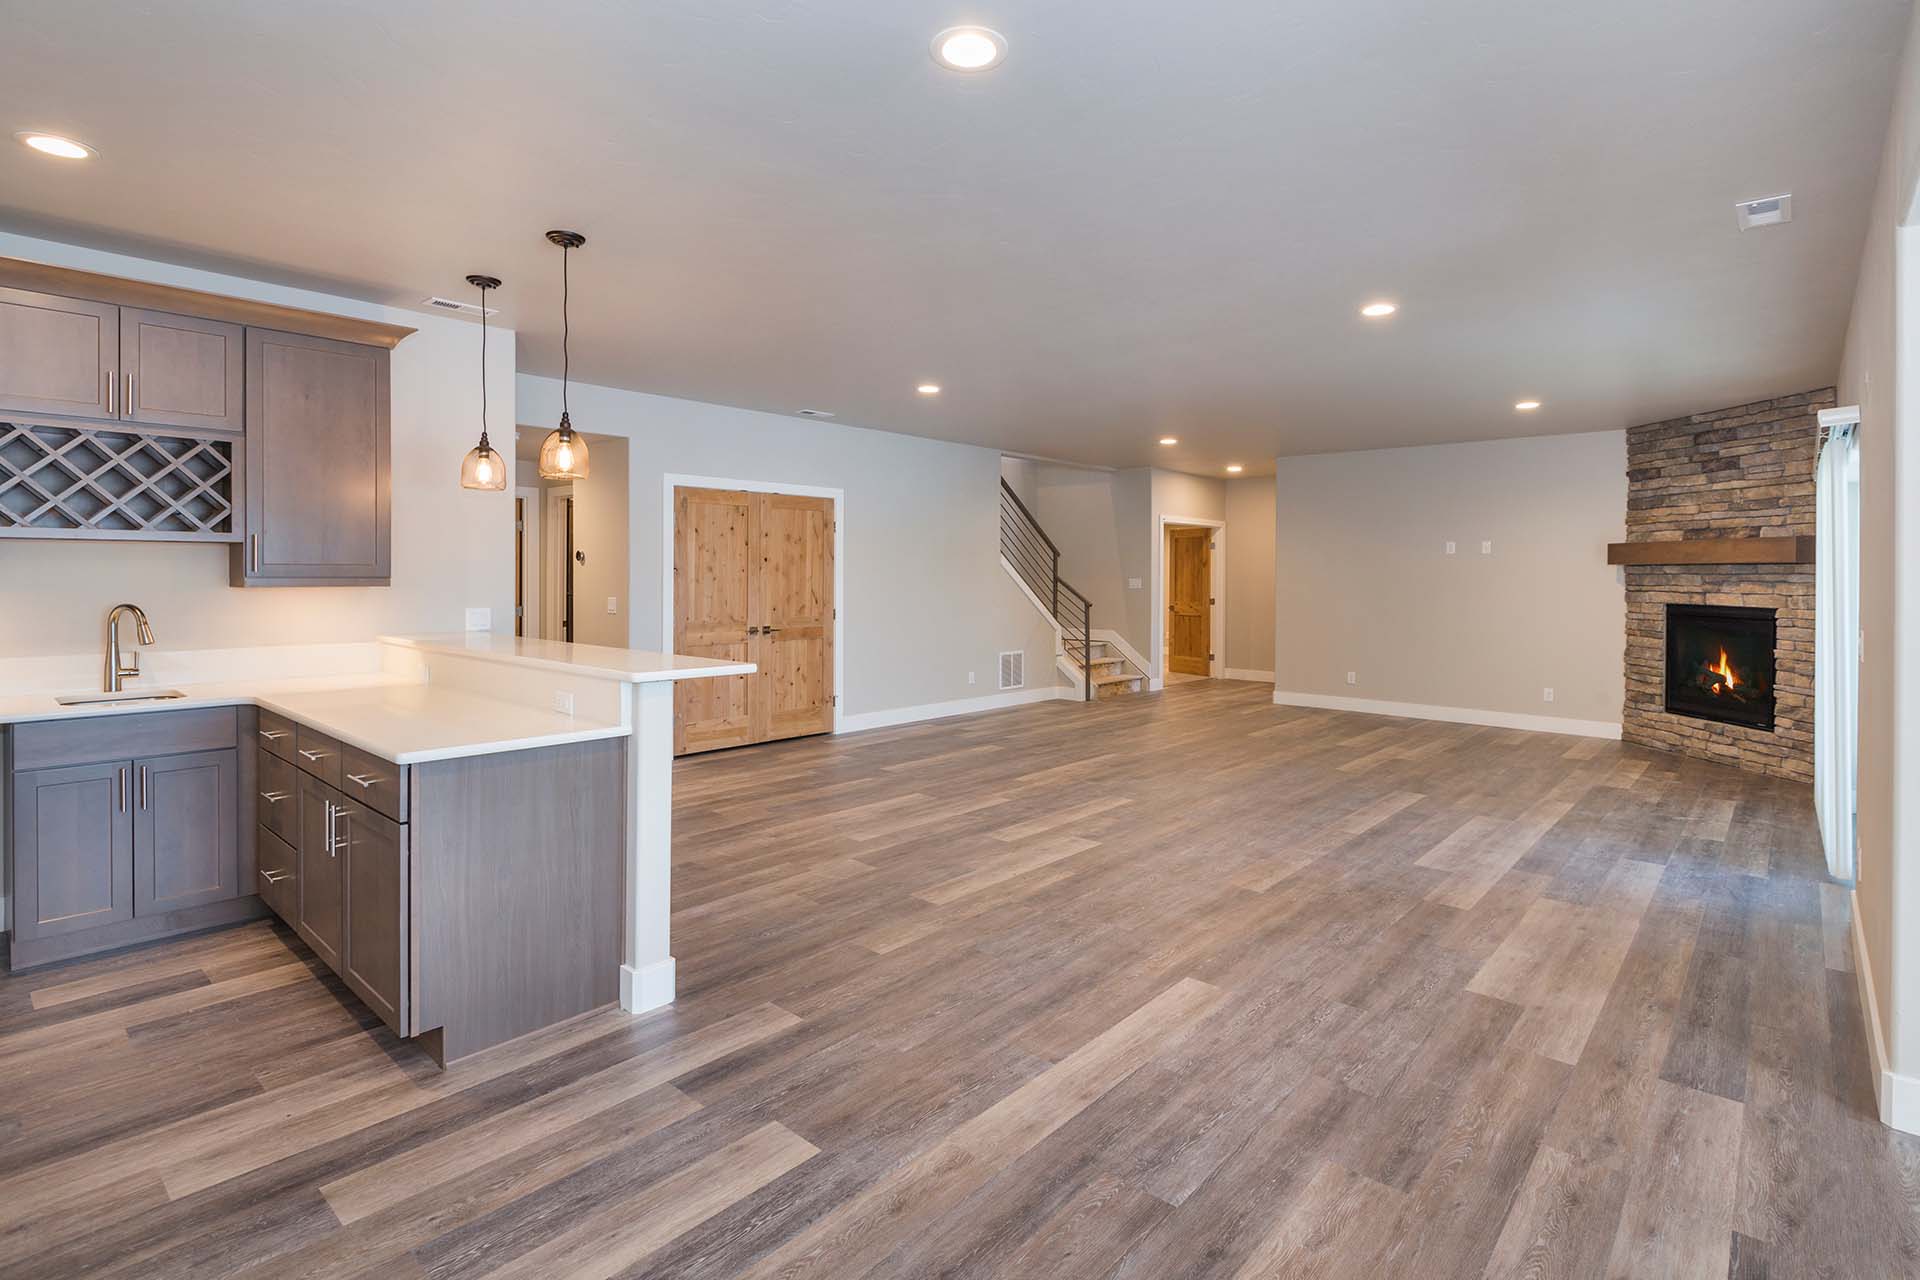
<box><xmin>999</xmin><ymin>479</ymin><xmax>1146</xmax><ymax>700</ymax></box>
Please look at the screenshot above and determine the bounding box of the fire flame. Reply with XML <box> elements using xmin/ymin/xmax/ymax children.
<box><xmin>1706</xmin><ymin>647</ymin><xmax>1738</xmax><ymax>696</ymax></box>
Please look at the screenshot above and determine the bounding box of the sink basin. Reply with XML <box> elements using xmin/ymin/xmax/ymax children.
<box><xmin>54</xmin><ymin>689</ymin><xmax>187</xmax><ymax>707</ymax></box>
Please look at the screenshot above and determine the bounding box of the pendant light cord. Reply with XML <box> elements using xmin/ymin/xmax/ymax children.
<box><xmin>478</xmin><ymin>280</ymin><xmax>490</xmax><ymax>449</ymax></box>
<box><xmin>561</xmin><ymin>244</ymin><xmax>572</xmax><ymax>423</ymax></box>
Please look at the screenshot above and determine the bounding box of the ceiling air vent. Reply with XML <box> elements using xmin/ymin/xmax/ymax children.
<box><xmin>422</xmin><ymin>296</ymin><xmax>500</xmax><ymax>317</ymax></box>
<box><xmin>1735</xmin><ymin>194</ymin><xmax>1792</xmax><ymax>231</ymax></box>
<box><xmin>794</xmin><ymin>408</ymin><xmax>835</xmax><ymax>418</ymax></box>
<box><xmin>998</xmin><ymin>650</ymin><xmax>1025</xmax><ymax>691</ymax></box>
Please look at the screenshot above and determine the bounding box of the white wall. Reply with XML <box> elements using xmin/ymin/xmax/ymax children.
<box><xmin>519</xmin><ymin>375</ymin><xmax>1059</xmax><ymax>720</ymax></box>
<box><xmin>0</xmin><ymin>232</ymin><xmax>517</xmax><ymax>658</ymax></box>
<box><xmin>1225</xmin><ymin>476</ymin><xmax>1276</xmax><ymax>678</ymax></box>
<box><xmin>1272</xmin><ymin>430</ymin><xmax>1627</xmax><ymax>729</ymax></box>
<box><xmin>1837</xmin><ymin>0</ymin><xmax>1920</xmax><ymax>1123</ymax></box>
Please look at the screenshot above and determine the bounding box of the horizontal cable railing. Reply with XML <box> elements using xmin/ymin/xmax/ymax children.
<box><xmin>1000</xmin><ymin>479</ymin><xmax>1093</xmax><ymax>700</ymax></box>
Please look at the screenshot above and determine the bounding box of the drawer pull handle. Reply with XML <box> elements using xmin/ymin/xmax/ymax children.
<box><xmin>346</xmin><ymin>772</ymin><xmax>381</xmax><ymax>789</ymax></box>
<box><xmin>259</xmin><ymin>789</ymin><xmax>290</xmax><ymax>804</ymax></box>
<box><xmin>260</xmin><ymin>869</ymin><xmax>293</xmax><ymax>884</ymax></box>
<box><xmin>258</xmin><ymin>729</ymin><xmax>289</xmax><ymax>741</ymax></box>
<box><xmin>299</xmin><ymin>748</ymin><xmax>331</xmax><ymax>762</ymax></box>
<box><xmin>138</xmin><ymin>764</ymin><xmax>148</xmax><ymax>810</ymax></box>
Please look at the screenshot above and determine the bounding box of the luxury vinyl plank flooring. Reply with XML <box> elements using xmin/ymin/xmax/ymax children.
<box><xmin>2</xmin><ymin>679</ymin><xmax>1916</xmax><ymax>1277</ymax></box>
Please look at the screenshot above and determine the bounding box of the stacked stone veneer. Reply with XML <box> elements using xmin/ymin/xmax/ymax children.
<box><xmin>1621</xmin><ymin>389</ymin><xmax>1830</xmax><ymax>782</ymax></box>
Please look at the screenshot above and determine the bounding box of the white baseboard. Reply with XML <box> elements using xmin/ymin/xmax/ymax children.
<box><xmin>1225</xmin><ymin>668</ymin><xmax>1276</xmax><ymax>683</ymax></box>
<box><xmin>1851</xmin><ymin>893</ymin><xmax>1920</xmax><ymax>1132</ymax></box>
<box><xmin>838</xmin><ymin>685</ymin><xmax>1071</xmax><ymax>734</ymax></box>
<box><xmin>621</xmin><ymin>957</ymin><xmax>677</xmax><ymax>1014</ymax></box>
<box><xmin>1270</xmin><ymin>690</ymin><xmax>1622</xmax><ymax>740</ymax></box>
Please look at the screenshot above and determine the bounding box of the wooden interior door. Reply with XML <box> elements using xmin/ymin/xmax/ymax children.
<box><xmin>1167</xmin><ymin>526</ymin><xmax>1212</xmax><ymax>676</ymax></box>
<box><xmin>753</xmin><ymin>492</ymin><xmax>835</xmax><ymax>743</ymax></box>
<box><xmin>674</xmin><ymin>487</ymin><xmax>756</xmax><ymax>753</ymax></box>
<box><xmin>674</xmin><ymin>486</ymin><xmax>835</xmax><ymax>754</ymax></box>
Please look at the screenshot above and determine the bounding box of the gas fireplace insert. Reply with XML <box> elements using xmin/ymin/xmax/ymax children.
<box><xmin>1664</xmin><ymin>603</ymin><xmax>1776</xmax><ymax>732</ymax></box>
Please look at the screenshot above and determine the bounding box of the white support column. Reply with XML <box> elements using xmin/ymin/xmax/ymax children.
<box><xmin>620</xmin><ymin>680</ymin><xmax>676</xmax><ymax>1012</ymax></box>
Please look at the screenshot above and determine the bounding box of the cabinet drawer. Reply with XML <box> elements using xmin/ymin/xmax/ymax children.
<box><xmin>255</xmin><ymin>708</ymin><xmax>296</xmax><ymax>762</ymax></box>
<box><xmin>14</xmin><ymin>706</ymin><xmax>237</xmax><ymax>772</ymax></box>
<box><xmin>257</xmin><ymin>824</ymin><xmax>298</xmax><ymax>925</ymax></box>
<box><xmin>339</xmin><ymin>744</ymin><xmax>406</xmax><ymax>824</ymax></box>
<box><xmin>257</xmin><ymin>750</ymin><xmax>297</xmax><ymax>843</ymax></box>
<box><xmin>294</xmin><ymin>724</ymin><xmax>343</xmax><ymax>789</ymax></box>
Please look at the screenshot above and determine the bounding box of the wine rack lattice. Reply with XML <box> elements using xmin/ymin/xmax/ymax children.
<box><xmin>0</xmin><ymin>421</ymin><xmax>237</xmax><ymax>540</ymax></box>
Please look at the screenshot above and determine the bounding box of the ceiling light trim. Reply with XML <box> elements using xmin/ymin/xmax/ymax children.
<box><xmin>931</xmin><ymin>26</ymin><xmax>1007</xmax><ymax>72</ymax></box>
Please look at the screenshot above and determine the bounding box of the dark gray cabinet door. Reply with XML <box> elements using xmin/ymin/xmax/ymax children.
<box><xmin>11</xmin><ymin>761</ymin><xmax>132</xmax><ymax>940</ymax></box>
<box><xmin>340</xmin><ymin>798</ymin><xmax>407</xmax><ymax>1034</ymax></box>
<box><xmin>0</xmin><ymin>287</ymin><xmax>118</xmax><ymax>419</ymax></box>
<box><xmin>237</xmin><ymin>328</ymin><xmax>389</xmax><ymax>586</ymax></box>
<box><xmin>120</xmin><ymin>307</ymin><xmax>244</xmax><ymax>432</ymax></box>
<box><xmin>295</xmin><ymin>771</ymin><xmax>343</xmax><ymax>968</ymax></box>
<box><xmin>133</xmin><ymin>748</ymin><xmax>239</xmax><ymax>915</ymax></box>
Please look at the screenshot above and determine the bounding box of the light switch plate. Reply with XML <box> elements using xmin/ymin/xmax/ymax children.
<box><xmin>1127</xmin><ymin>577</ymin><xmax>1143</xmax><ymax>590</ymax></box>
<box><xmin>1480</xmin><ymin>540</ymin><xmax>1493</xmax><ymax>555</ymax></box>
<box><xmin>464</xmin><ymin>607</ymin><xmax>491</xmax><ymax>632</ymax></box>
<box><xmin>552</xmin><ymin>690</ymin><xmax>575</xmax><ymax>716</ymax></box>
<box><xmin>1346</xmin><ymin>671</ymin><xmax>1358</xmax><ymax>685</ymax></box>
<box><xmin>1445</xmin><ymin>541</ymin><xmax>1457</xmax><ymax>556</ymax></box>
<box><xmin>606</xmin><ymin>596</ymin><xmax>618</xmax><ymax>614</ymax></box>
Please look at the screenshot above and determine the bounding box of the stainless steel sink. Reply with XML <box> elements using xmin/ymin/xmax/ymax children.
<box><xmin>54</xmin><ymin>689</ymin><xmax>187</xmax><ymax>707</ymax></box>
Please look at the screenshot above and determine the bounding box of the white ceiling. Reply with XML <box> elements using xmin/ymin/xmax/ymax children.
<box><xmin>2</xmin><ymin>0</ymin><xmax>1910</xmax><ymax>473</ymax></box>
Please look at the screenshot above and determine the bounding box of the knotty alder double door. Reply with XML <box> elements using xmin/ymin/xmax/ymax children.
<box><xmin>674</xmin><ymin>486</ymin><xmax>835</xmax><ymax>754</ymax></box>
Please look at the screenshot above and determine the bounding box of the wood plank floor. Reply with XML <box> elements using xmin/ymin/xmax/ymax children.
<box><xmin>4</xmin><ymin>679</ymin><xmax>1918</xmax><ymax>1278</ymax></box>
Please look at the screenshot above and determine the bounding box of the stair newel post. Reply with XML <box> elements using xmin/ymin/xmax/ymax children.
<box><xmin>1084</xmin><ymin>600</ymin><xmax>1093</xmax><ymax>701</ymax></box>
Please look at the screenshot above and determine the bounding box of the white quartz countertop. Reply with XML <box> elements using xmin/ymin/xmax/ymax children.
<box><xmin>380</xmin><ymin>634</ymin><xmax>756</xmax><ymax>683</ymax></box>
<box><xmin>0</xmin><ymin>674</ymin><xmax>628</xmax><ymax>765</ymax></box>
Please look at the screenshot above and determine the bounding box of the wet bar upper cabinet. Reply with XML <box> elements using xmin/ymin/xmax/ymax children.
<box><xmin>0</xmin><ymin>255</ymin><xmax>409</xmax><ymax>580</ymax></box>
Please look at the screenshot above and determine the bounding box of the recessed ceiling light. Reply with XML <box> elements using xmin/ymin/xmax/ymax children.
<box><xmin>1159</xmin><ymin>436</ymin><xmax>1179</xmax><ymax>446</ymax></box>
<box><xmin>916</xmin><ymin>383</ymin><xmax>942</xmax><ymax>396</ymax></box>
<box><xmin>1360</xmin><ymin>301</ymin><xmax>1398</xmax><ymax>318</ymax></box>
<box><xmin>932</xmin><ymin>26</ymin><xmax>1007</xmax><ymax>72</ymax></box>
<box><xmin>1514</xmin><ymin>400</ymin><xmax>1542</xmax><ymax>412</ymax></box>
<box><xmin>16</xmin><ymin>132</ymin><xmax>93</xmax><ymax>160</ymax></box>
<box><xmin>1226</xmin><ymin>464</ymin><xmax>1244</xmax><ymax>473</ymax></box>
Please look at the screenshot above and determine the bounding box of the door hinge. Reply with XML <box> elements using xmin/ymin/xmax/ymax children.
<box><xmin>515</xmin><ymin>605</ymin><xmax>524</xmax><ymax>617</ymax></box>
<box><xmin>1209</xmin><ymin>597</ymin><xmax>1216</xmax><ymax>605</ymax></box>
<box><xmin>1208</xmin><ymin>652</ymin><xmax>1215</xmax><ymax>661</ymax></box>
<box><xmin>832</xmin><ymin>694</ymin><xmax>839</xmax><ymax>706</ymax></box>
<box><xmin>1209</xmin><ymin>540</ymin><xmax>1216</xmax><ymax>550</ymax></box>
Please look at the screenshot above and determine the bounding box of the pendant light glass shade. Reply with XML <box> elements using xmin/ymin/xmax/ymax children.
<box><xmin>538</xmin><ymin>412</ymin><xmax>590</xmax><ymax>479</ymax></box>
<box><xmin>538</xmin><ymin>229</ymin><xmax>591</xmax><ymax>480</ymax></box>
<box><xmin>460</xmin><ymin>274</ymin><xmax>508</xmax><ymax>490</ymax></box>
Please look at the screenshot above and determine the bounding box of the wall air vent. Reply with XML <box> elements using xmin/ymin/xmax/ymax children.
<box><xmin>998</xmin><ymin>650</ymin><xmax>1025</xmax><ymax>691</ymax></box>
<box><xmin>422</xmin><ymin>296</ymin><xmax>500</xmax><ymax>317</ymax></box>
<box><xmin>1735</xmin><ymin>194</ymin><xmax>1792</xmax><ymax>231</ymax></box>
<box><xmin>794</xmin><ymin>408</ymin><xmax>835</xmax><ymax>418</ymax></box>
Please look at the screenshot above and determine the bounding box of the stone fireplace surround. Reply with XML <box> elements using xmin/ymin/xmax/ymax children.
<box><xmin>1620</xmin><ymin>389</ymin><xmax>1830</xmax><ymax>782</ymax></box>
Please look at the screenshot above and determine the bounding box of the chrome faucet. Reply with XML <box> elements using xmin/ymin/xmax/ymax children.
<box><xmin>103</xmin><ymin>603</ymin><xmax>155</xmax><ymax>693</ymax></box>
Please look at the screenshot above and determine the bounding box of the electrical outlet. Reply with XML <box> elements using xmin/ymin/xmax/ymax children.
<box><xmin>1480</xmin><ymin>540</ymin><xmax>1493</xmax><ymax>555</ymax></box>
<box><xmin>464</xmin><ymin>607</ymin><xmax>491</xmax><ymax>632</ymax></box>
<box><xmin>1445</xmin><ymin>541</ymin><xmax>1457</xmax><ymax>556</ymax></box>
<box><xmin>1127</xmin><ymin>577</ymin><xmax>1143</xmax><ymax>590</ymax></box>
<box><xmin>551</xmin><ymin>690</ymin><xmax>575</xmax><ymax>716</ymax></box>
<box><xmin>1346</xmin><ymin>671</ymin><xmax>1358</xmax><ymax>686</ymax></box>
<box><xmin>606</xmin><ymin>596</ymin><xmax>618</xmax><ymax>614</ymax></box>
<box><xmin>968</xmin><ymin>671</ymin><xmax>976</xmax><ymax>685</ymax></box>
<box><xmin>1543</xmin><ymin>687</ymin><xmax>1555</xmax><ymax>703</ymax></box>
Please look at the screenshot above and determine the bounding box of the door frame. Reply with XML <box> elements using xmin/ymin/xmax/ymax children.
<box><xmin>1150</xmin><ymin>514</ymin><xmax>1226</xmax><ymax>688</ymax></box>
<box><xmin>662</xmin><ymin>473</ymin><xmax>845</xmax><ymax>736</ymax></box>
<box><xmin>544</xmin><ymin>485</ymin><xmax>573</xmax><ymax>642</ymax></box>
<box><xmin>516</xmin><ymin>484</ymin><xmax>542</xmax><ymax>638</ymax></box>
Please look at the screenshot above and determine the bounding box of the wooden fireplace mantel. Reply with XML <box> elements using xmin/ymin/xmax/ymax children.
<box><xmin>1605</xmin><ymin>536</ymin><xmax>1814</xmax><ymax>566</ymax></box>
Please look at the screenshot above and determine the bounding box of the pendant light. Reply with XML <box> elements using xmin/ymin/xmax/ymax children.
<box><xmin>459</xmin><ymin>274</ymin><xmax>508</xmax><ymax>490</ymax></box>
<box><xmin>537</xmin><ymin>229</ymin><xmax>591</xmax><ymax>480</ymax></box>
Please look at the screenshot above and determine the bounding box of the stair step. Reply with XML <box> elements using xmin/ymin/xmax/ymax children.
<box><xmin>1091</xmin><ymin>672</ymin><xmax>1136</xmax><ymax>687</ymax></box>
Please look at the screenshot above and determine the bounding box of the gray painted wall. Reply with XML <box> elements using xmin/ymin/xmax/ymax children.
<box><xmin>1273</xmin><ymin>430</ymin><xmax>1627</xmax><ymax>725</ymax></box>
<box><xmin>1225</xmin><ymin>477</ymin><xmax>1277</xmax><ymax>676</ymax></box>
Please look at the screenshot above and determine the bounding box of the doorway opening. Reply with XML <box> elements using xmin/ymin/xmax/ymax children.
<box><xmin>1158</xmin><ymin>518</ymin><xmax>1225</xmax><ymax>685</ymax></box>
<box><xmin>514</xmin><ymin>429</ymin><xmax>629</xmax><ymax>644</ymax></box>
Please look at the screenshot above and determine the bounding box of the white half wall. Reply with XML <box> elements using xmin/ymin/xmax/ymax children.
<box><xmin>519</xmin><ymin>375</ymin><xmax>1059</xmax><ymax>722</ymax></box>
<box><xmin>1273</xmin><ymin>430</ymin><xmax>1627</xmax><ymax>727</ymax></box>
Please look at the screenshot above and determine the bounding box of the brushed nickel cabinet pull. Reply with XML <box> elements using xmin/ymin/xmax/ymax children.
<box><xmin>260</xmin><ymin>869</ymin><xmax>293</xmax><ymax>884</ymax></box>
<box><xmin>346</xmin><ymin>772</ymin><xmax>380</xmax><ymax>789</ymax></box>
<box><xmin>125</xmin><ymin>371</ymin><xmax>134</xmax><ymax>414</ymax></box>
<box><xmin>117</xmin><ymin>767</ymin><xmax>126</xmax><ymax>812</ymax></box>
<box><xmin>250</xmin><ymin>534</ymin><xmax>260</xmax><ymax>573</ymax></box>
<box><xmin>259</xmin><ymin>789</ymin><xmax>290</xmax><ymax>804</ymax></box>
<box><xmin>298</xmin><ymin>747</ymin><xmax>330</xmax><ymax>762</ymax></box>
<box><xmin>323</xmin><ymin>800</ymin><xmax>336</xmax><ymax>856</ymax></box>
<box><xmin>258</xmin><ymin>728</ymin><xmax>288</xmax><ymax>742</ymax></box>
<box><xmin>138</xmin><ymin>764</ymin><xmax>147</xmax><ymax>810</ymax></box>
